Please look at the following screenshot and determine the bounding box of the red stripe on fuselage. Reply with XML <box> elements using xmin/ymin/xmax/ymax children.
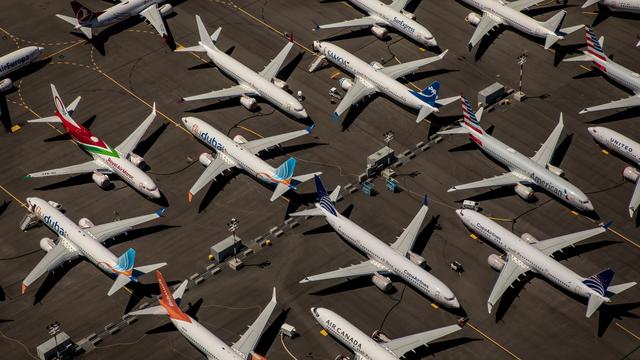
<box><xmin>465</xmin><ymin>121</ymin><xmax>483</xmax><ymax>135</ymax></box>
<box><xmin>469</xmin><ymin>134</ymin><xmax>483</xmax><ymax>146</ymax></box>
<box><xmin>587</xmin><ymin>49</ymin><xmax>607</xmax><ymax>62</ymax></box>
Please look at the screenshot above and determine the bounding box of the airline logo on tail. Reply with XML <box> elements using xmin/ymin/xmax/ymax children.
<box><xmin>585</xmin><ymin>26</ymin><xmax>606</xmax><ymax>63</ymax></box>
<box><xmin>102</xmin><ymin>248</ymin><xmax>136</xmax><ymax>277</ymax></box>
<box><xmin>156</xmin><ymin>271</ymin><xmax>191</xmax><ymax>322</ymax></box>
<box><xmin>315</xmin><ymin>175</ymin><xmax>337</xmax><ymax>216</ymax></box>
<box><xmin>583</xmin><ymin>268</ymin><xmax>614</xmax><ymax>296</ymax></box>
<box><xmin>461</xmin><ymin>96</ymin><xmax>483</xmax><ymax>146</ymax></box>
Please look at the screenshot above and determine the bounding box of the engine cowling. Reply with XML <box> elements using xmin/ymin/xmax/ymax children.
<box><xmin>546</xmin><ymin>164</ymin><xmax>564</xmax><ymax>177</ymax></box>
<box><xmin>92</xmin><ymin>172</ymin><xmax>110</xmax><ymax>188</ymax></box>
<box><xmin>369</xmin><ymin>61</ymin><xmax>384</xmax><ymax>70</ymax></box>
<box><xmin>47</xmin><ymin>200</ymin><xmax>62</xmax><ymax>210</ymax></box>
<box><xmin>240</xmin><ymin>95</ymin><xmax>257</xmax><ymax>110</ymax></box>
<box><xmin>128</xmin><ymin>153</ymin><xmax>145</xmax><ymax>168</ymax></box>
<box><xmin>371</xmin><ymin>273</ymin><xmax>393</xmax><ymax>292</ymax></box>
<box><xmin>40</xmin><ymin>237</ymin><xmax>55</xmax><ymax>252</ymax></box>
<box><xmin>514</xmin><ymin>183</ymin><xmax>534</xmax><ymax>200</ymax></box>
<box><xmin>370</xmin><ymin>25</ymin><xmax>388</xmax><ymax>39</ymax></box>
<box><xmin>623</xmin><ymin>166</ymin><xmax>640</xmax><ymax>183</ymax></box>
<box><xmin>520</xmin><ymin>232</ymin><xmax>538</xmax><ymax>244</ymax></box>
<box><xmin>0</xmin><ymin>78</ymin><xmax>13</xmax><ymax>93</ymax></box>
<box><xmin>78</xmin><ymin>217</ymin><xmax>95</xmax><ymax>229</ymax></box>
<box><xmin>400</xmin><ymin>9</ymin><xmax>416</xmax><ymax>20</ymax></box>
<box><xmin>250</xmin><ymin>353</ymin><xmax>267</xmax><ymax>360</ymax></box>
<box><xmin>371</xmin><ymin>329</ymin><xmax>391</xmax><ymax>343</ymax></box>
<box><xmin>488</xmin><ymin>254</ymin><xmax>505</xmax><ymax>271</ymax></box>
<box><xmin>465</xmin><ymin>12</ymin><xmax>482</xmax><ymax>26</ymax></box>
<box><xmin>272</xmin><ymin>78</ymin><xmax>288</xmax><ymax>91</ymax></box>
<box><xmin>338</xmin><ymin>77</ymin><xmax>353</xmax><ymax>91</ymax></box>
<box><xmin>233</xmin><ymin>135</ymin><xmax>248</xmax><ymax>144</ymax></box>
<box><xmin>408</xmin><ymin>251</ymin><xmax>427</xmax><ymax>268</ymax></box>
<box><xmin>199</xmin><ymin>152</ymin><xmax>215</xmax><ymax>167</ymax></box>
<box><xmin>159</xmin><ymin>4</ymin><xmax>173</xmax><ymax>16</ymax></box>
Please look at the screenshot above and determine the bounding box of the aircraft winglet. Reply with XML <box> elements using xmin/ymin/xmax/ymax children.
<box><xmin>156</xmin><ymin>208</ymin><xmax>167</xmax><ymax>217</ymax></box>
<box><xmin>306</xmin><ymin>124</ymin><xmax>315</xmax><ymax>133</ymax></box>
<box><xmin>601</xmin><ymin>220</ymin><xmax>613</xmax><ymax>230</ymax></box>
<box><xmin>423</xmin><ymin>194</ymin><xmax>428</xmax><ymax>206</ymax></box>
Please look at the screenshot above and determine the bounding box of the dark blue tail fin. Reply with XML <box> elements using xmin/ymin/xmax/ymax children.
<box><xmin>583</xmin><ymin>268</ymin><xmax>614</xmax><ymax>296</ymax></box>
<box><xmin>314</xmin><ymin>175</ymin><xmax>337</xmax><ymax>216</ymax></box>
<box><xmin>410</xmin><ymin>81</ymin><xmax>440</xmax><ymax>107</ymax></box>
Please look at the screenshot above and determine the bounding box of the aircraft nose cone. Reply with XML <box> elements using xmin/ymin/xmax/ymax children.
<box><xmin>455</xmin><ymin>209</ymin><xmax>464</xmax><ymax>218</ymax></box>
<box><xmin>583</xmin><ymin>201</ymin><xmax>594</xmax><ymax>212</ymax></box>
<box><xmin>150</xmin><ymin>189</ymin><xmax>161</xmax><ymax>199</ymax></box>
<box><xmin>298</xmin><ymin>109</ymin><xmax>308</xmax><ymax>119</ymax></box>
<box><xmin>181</xmin><ymin>117</ymin><xmax>189</xmax><ymax>127</ymax></box>
<box><xmin>312</xmin><ymin>41</ymin><xmax>320</xmax><ymax>51</ymax></box>
<box><xmin>450</xmin><ymin>297</ymin><xmax>460</xmax><ymax>308</ymax></box>
<box><xmin>425</xmin><ymin>38</ymin><xmax>437</xmax><ymax>47</ymax></box>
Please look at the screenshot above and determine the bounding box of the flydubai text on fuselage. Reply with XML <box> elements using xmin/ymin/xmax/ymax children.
<box><xmin>27</xmin><ymin>197</ymin><xmax>131</xmax><ymax>279</ymax></box>
<box><xmin>352</xmin><ymin>0</ymin><xmax>436</xmax><ymax>46</ymax></box>
<box><xmin>315</xmin><ymin>41</ymin><xmax>436</xmax><ymax>112</ymax></box>
<box><xmin>463</xmin><ymin>0</ymin><xmax>560</xmax><ymax>38</ymax></box>
<box><xmin>52</xmin><ymin>99</ymin><xmax>159</xmax><ymax>199</ymax></box>
<box><xmin>315</xmin><ymin>201</ymin><xmax>459</xmax><ymax>308</ymax></box>
<box><xmin>312</xmin><ymin>307</ymin><xmax>397</xmax><ymax>360</ymax></box>
<box><xmin>0</xmin><ymin>46</ymin><xmax>44</xmax><ymax>78</ymax></box>
<box><xmin>183</xmin><ymin>117</ymin><xmax>287</xmax><ymax>185</ymax></box>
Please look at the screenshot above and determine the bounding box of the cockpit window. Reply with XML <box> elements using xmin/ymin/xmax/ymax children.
<box><xmin>445</xmin><ymin>296</ymin><xmax>455</xmax><ymax>301</ymax></box>
<box><xmin>294</xmin><ymin>106</ymin><xmax>303</xmax><ymax>111</ymax></box>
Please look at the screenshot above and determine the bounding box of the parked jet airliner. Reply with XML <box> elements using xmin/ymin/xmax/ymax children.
<box><xmin>582</xmin><ymin>0</ymin><xmax>640</xmax><ymax>13</ymax></box>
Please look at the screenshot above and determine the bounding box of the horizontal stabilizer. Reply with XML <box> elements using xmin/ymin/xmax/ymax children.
<box><xmin>134</xmin><ymin>262</ymin><xmax>167</xmax><ymax>275</ymax></box>
<box><xmin>175</xmin><ymin>45</ymin><xmax>206</xmax><ymax>53</ymax></box>
<box><xmin>436</xmin><ymin>95</ymin><xmax>460</xmax><ymax>107</ymax></box>
<box><xmin>129</xmin><ymin>305</ymin><xmax>167</xmax><ymax>316</ymax></box>
<box><xmin>559</xmin><ymin>24</ymin><xmax>584</xmax><ymax>37</ymax></box>
<box><xmin>608</xmin><ymin>282</ymin><xmax>636</xmax><ymax>295</ymax></box>
<box><xmin>291</xmin><ymin>172</ymin><xmax>323</xmax><ymax>184</ymax></box>
<box><xmin>289</xmin><ymin>207</ymin><xmax>324</xmax><ymax>217</ymax></box>
<box><xmin>586</xmin><ymin>293</ymin><xmax>605</xmax><ymax>318</ymax></box>
<box><xmin>108</xmin><ymin>274</ymin><xmax>132</xmax><ymax>296</ymax></box>
<box><xmin>563</xmin><ymin>54</ymin><xmax>592</xmax><ymax>62</ymax></box>
<box><xmin>28</xmin><ymin>116</ymin><xmax>62</xmax><ymax>123</ymax></box>
<box><xmin>437</xmin><ymin>127</ymin><xmax>470</xmax><ymax>135</ymax></box>
<box><xmin>544</xmin><ymin>33</ymin><xmax>562</xmax><ymax>49</ymax></box>
<box><xmin>582</xmin><ymin>0</ymin><xmax>601</xmax><ymax>8</ymax></box>
<box><xmin>270</xmin><ymin>182</ymin><xmax>290</xmax><ymax>202</ymax></box>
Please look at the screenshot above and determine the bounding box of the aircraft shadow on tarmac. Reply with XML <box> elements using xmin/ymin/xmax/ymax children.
<box><xmin>404</xmin><ymin>336</ymin><xmax>483</xmax><ymax>360</ymax></box>
<box><xmin>253</xmin><ymin>308</ymin><xmax>290</xmax><ymax>356</ymax></box>
<box><xmin>590</xmin><ymin>4</ymin><xmax>640</xmax><ymax>26</ymax></box>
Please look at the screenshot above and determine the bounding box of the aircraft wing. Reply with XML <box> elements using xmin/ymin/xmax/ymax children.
<box><xmin>332</xmin><ymin>77</ymin><xmax>376</xmax><ymax>121</ymax></box>
<box><xmin>22</xmin><ymin>241</ymin><xmax>81</xmax><ymax>292</ymax></box>
<box><xmin>232</xmin><ymin>288</ymin><xmax>277</xmax><ymax>358</ymax></box>
<box><xmin>449</xmin><ymin>172</ymin><xmax>529</xmax><ymax>192</ymax></box>
<box><xmin>390</xmin><ymin>199</ymin><xmax>429</xmax><ymax>255</ymax></box>
<box><xmin>26</xmin><ymin>160</ymin><xmax>106</xmax><ymax>178</ymax></box>
<box><xmin>487</xmin><ymin>254</ymin><xmax>529</xmax><ymax>313</ymax></box>
<box><xmin>258</xmin><ymin>41</ymin><xmax>294</xmax><ymax>81</ymax></box>
<box><xmin>139</xmin><ymin>3</ymin><xmax>168</xmax><ymax>38</ymax></box>
<box><xmin>300</xmin><ymin>260</ymin><xmax>387</xmax><ymax>283</ymax></box>
<box><xmin>389</xmin><ymin>0</ymin><xmax>411</xmax><ymax>11</ymax></box>
<box><xmin>316</xmin><ymin>16</ymin><xmax>380</xmax><ymax>30</ymax></box>
<box><xmin>507</xmin><ymin>0</ymin><xmax>544</xmax><ymax>11</ymax></box>
<box><xmin>379</xmin><ymin>50</ymin><xmax>447</xmax><ymax>80</ymax></box>
<box><xmin>530</xmin><ymin>114</ymin><xmax>564</xmax><ymax>166</ymax></box>
<box><xmin>181</xmin><ymin>85</ymin><xmax>250</xmax><ymax>102</ymax></box>
<box><xmin>532</xmin><ymin>226</ymin><xmax>606</xmax><ymax>256</ymax></box>
<box><xmin>629</xmin><ymin>181</ymin><xmax>640</xmax><ymax>218</ymax></box>
<box><xmin>580</xmin><ymin>95</ymin><xmax>640</xmax><ymax>114</ymax></box>
<box><xmin>115</xmin><ymin>103</ymin><xmax>157</xmax><ymax>155</ymax></box>
<box><xmin>468</xmin><ymin>13</ymin><xmax>500</xmax><ymax>49</ymax></box>
<box><xmin>188</xmin><ymin>158</ymin><xmax>235</xmax><ymax>201</ymax></box>
<box><xmin>244</xmin><ymin>127</ymin><xmax>311</xmax><ymax>155</ymax></box>
<box><xmin>384</xmin><ymin>324</ymin><xmax>462</xmax><ymax>357</ymax></box>
<box><xmin>85</xmin><ymin>208</ymin><xmax>165</xmax><ymax>243</ymax></box>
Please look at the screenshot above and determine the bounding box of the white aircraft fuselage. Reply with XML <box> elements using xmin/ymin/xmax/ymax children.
<box><xmin>81</xmin><ymin>0</ymin><xmax>162</xmax><ymax>28</ymax></box>
<box><xmin>316</xmin><ymin>204</ymin><xmax>459</xmax><ymax>307</ymax></box>
<box><xmin>169</xmin><ymin>315</ymin><xmax>243</xmax><ymax>360</ymax></box>
<box><xmin>593</xmin><ymin>0</ymin><xmax>640</xmax><ymax>13</ymax></box>
<box><xmin>314</xmin><ymin>41</ymin><xmax>435</xmax><ymax>112</ymax></box>
<box><xmin>311</xmin><ymin>307</ymin><xmax>398</xmax><ymax>360</ymax></box>
<box><xmin>457</xmin><ymin>209</ymin><xmax>598</xmax><ymax>300</ymax></box>
<box><xmin>589</xmin><ymin>126</ymin><xmax>640</xmax><ymax>164</ymax></box>
<box><xmin>199</xmin><ymin>41</ymin><xmax>307</xmax><ymax>119</ymax></box>
<box><xmin>463</xmin><ymin>0</ymin><xmax>559</xmax><ymax>39</ymax></box>
<box><xmin>0</xmin><ymin>46</ymin><xmax>44</xmax><ymax>78</ymax></box>
<box><xmin>587</xmin><ymin>53</ymin><xmax>640</xmax><ymax>93</ymax></box>
<box><xmin>351</xmin><ymin>0</ymin><xmax>437</xmax><ymax>46</ymax></box>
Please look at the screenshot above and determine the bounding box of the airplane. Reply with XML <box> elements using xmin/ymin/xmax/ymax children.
<box><xmin>0</xmin><ymin>46</ymin><xmax>45</xmax><ymax>93</ymax></box>
<box><xmin>564</xmin><ymin>26</ymin><xmax>640</xmax><ymax>114</ymax></box>
<box><xmin>588</xmin><ymin>126</ymin><xmax>640</xmax><ymax>217</ymax></box>
<box><xmin>25</xmin><ymin>84</ymin><xmax>162</xmax><ymax>200</ymax></box>
<box><xmin>130</xmin><ymin>271</ymin><xmax>277</xmax><ymax>360</ymax></box>
<box><xmin>314</xmin><ymin>0</ymin><xmax>438</xmax><ymax>47</ymax></box>
<box><xmin>437</xmin><ymin>96</ymin><xmax>594</xmax><ymax>212</ymax></box>
<box><xmin>582</xmin><ymin>0</ymin><xmax>640</xmax><ymax>13</ymax></box>
<box><xmin>182</xmin><ymin>116</ymin><xmax>321</xmax><ymax>203</ymax></box>
<box><xmin>312</xmin><ymin>41</ymin><xmax>458</xmax><ymax>123</ymax></box>
<box><xmin>311</xmin><ymin>307</ymin><xmax>463</xmax><ymax>360</ymax></box>
<box><xmin>456</xmin><ymin>208</ymin><xmax>636</xmax><ymax>317</ymax></box>
<box><xmin>460</xmin><ymin>0</ymin><xmax>583</xmax><ymax>50</ymax></box>
<box><xmin>291</xmin><ymin>176</ymin><xmax>460</xmax><ymax>308</ymax></box>
<box><xmin>56</xmin><ymin>0</ymin><xmax>174</xmax><ymax>41</ymax></box>
<box><xmin>176</xmin><ymin>15</ymin><xmax>308</xmax><ymax>119</ymax></box>
<box><xmin>22</xmin><ymin>197</ymin><xmax>167</xmax><ymax>296</ymax></box>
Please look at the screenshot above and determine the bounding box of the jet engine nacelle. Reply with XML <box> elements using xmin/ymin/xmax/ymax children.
<box><xmin>338</xmin><ymin>77</ymin><xmax>353</xmax><ymax>91</ymax></box>
<box><xmin>400</xmin><ymin>10</ymin><xmax>416</xmax><ymax>20</ymax></box>
<box><xmin>488</xmin><ymin>254</ymin><xmax>505</xmax><ymax>271</ymax></box>
<box><xmin>272</xmin><ymin>78</ymin><xmax>289</xmax><ymax>91</ymax></box>
<box><xmin>370</xmin><ymin>25</ymin><xmax>388</xmax><ymax>39</ymax></box>
<box><xmin>47</xmin><ymin>200</ymin><xmax>62</xmax><ymax>210</ymax></box>
<box><xmin>371</xmin><ymin>273</ymin><xmax>393</xmax><ymax>292</ymax></box>
<box><xmin>371</xmin><ymin>329</ymin><xmax>391</xmax><ymax>343</ymax></box>
<box><xmin>369</xmin><ymin>61</ymin><xmax>384</xmax><ymax>70</ymax></box>
<box><xmin>546</xmin><ymin>164</ymin><xmax>564</xmax><ymax>177</ymax></box>
<box><xmin>128</xmin><ymin>153</ymin><xmax>145</xmax><ymax>168</ymax></box>
<box><xmin>159</xmin><ymin>4</ymin><xmax>173</xmax><ymax>16</ymax></box>
<box><xmin>520</xmin><ymin>232</ymin><xmax>538</xmax><ymax>244</ymax></box>
<box><xmin>249</xmin><ymin>353</ymin><xmax>267</xmax><ymax>360</ymax></box>
<box><xmin>623</xmin><ymin>166</ymin><xmax>640</xmax><ymax>183</ymax></box>
<box><xmin>78</xmin><ymin>217</ymin><xmax>95</xmax><ymax>229</ymax></box>
<box><xmin>408</xmin><ymin>251</ymin><xmax>427</xmax><ymax>268</ymax></box>
<box><xmin>465</xmin><ymin>12</ymin><xmax>481</xmax><ymax>26</ymax></box>
<box><xmin>0</xmin><ymin>78</ymin><xmax>13</xmax><ymax>93</ymax></box>
<box><xmin>514</xmin><ymin>183</ymin><xmax>534</xmax><ymax>200</ymax></box>
<box><xmin>333</xmin><ymin>355</ymin><xmax>350</xmax><ymax>360</ymax></box>
<box><xmin>199</xmin><ymin>152</ymin><xmax>216</xmax><ymax>167</ymax></box>
<box><xmin>40</xmin><ymin>237</ymin><xmax>55</xmax><ymax>252</ymax></box>
<box><xmin>92</xmin><ymin>172</ymin><xmax>110</xmax><ymax>188</ymax></box>
<box><xmin>240</xmin><ymin>95</ymin><xmax>257</xmax><ymax>110</ymax></box>
<box><xmin>233</xmin><ymin>135</ymin><xmax>248</xmax><ymax>144</ymax></box>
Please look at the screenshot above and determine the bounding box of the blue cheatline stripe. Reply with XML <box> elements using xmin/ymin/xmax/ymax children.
<box><xmin>114</xmin><ymin>248</ymin><xmax>136</xmax><ymax>271</ymax></box>
<box><xmin>273</xmin><ymin>158</ymin><xmax>296</xmax><ymax>181</ymax></box>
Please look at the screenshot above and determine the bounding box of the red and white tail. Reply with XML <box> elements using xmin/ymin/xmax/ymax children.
<box><xmin>461</xmin><ymin>95</ymin><xmax>483</xmax><ymax>135</ymax></box>
<box><xmin>585</xmin><ymin>26</ymin><xmax>607</xmax><ymax>61</ymax></box>
<box><xmin>156</xmin><ymin>271</ymin><xmax>191</xmax><ymax>322</ymax></box>
<box><xmin>50</xmin><ymin>84</ymin><xmax>79</xmax><ymax>127</ymax></box>
<box><xmin>71</xmin><ymin>1</ymin><xmax>96</xmax><ymax>25</ymax></box>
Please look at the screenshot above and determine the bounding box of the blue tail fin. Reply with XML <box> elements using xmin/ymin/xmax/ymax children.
<box><xmin>273</xmin><ymin>157</ymin><xmax>296</xmax><ymax>181</ymax></box>
<box><xmin>114</xmin><ymin>248</ymin><xmax>136</xmax><ymax>272</ymax></box>
<box><xmin>314</xmin><ymin>175</ymin><xmax>337</xmax><ymax>216</ymax></box>
<box><xmin>410</xmin><ymin>81</ymin><xmax>440</xmax><ymax>107</ymax></box>
<box><xmin>583</xmin><ymin>268</ymin><xmax>614</xmax><ymax>296</ymax></box>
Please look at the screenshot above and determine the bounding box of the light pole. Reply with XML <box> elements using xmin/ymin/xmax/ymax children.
<box><xmin>227</xmin><ymin>218</ymin><xmax>240</xmax><ymax>261</ymax></box>
<box><xmin>515</xmin><ymin>51</ymin><xmax>528</xmax><ymax>101</ymax></box>
<box><xmin>47</xmin><ymin>321</ymin><xmax>61</xmax><ymax>360</ymax></box>
<box><xmin>383</xmin><ymin>130</ymin><xmax>394</xmax><ymax>148</ymax></box>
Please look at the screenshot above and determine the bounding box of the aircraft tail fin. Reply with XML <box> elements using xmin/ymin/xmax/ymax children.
<box><xmin>461</xmin><ymin>95</ymin><xmax>484</xmax><ymax>134</ymax></box>
<box><xmin>413</xmin><ymin>81</ymin><xmax>440</xmax><ymax>107</ymax></box>
<box><xmin>50</xmin><ymin>84</ymin><xmax>79</xmax><ymax>127</ymax></box>
<box><xmin>129</xmin><ymin>272</ymin><xmax>190</xmax><ymax>320</ymax></box>
<box><xmin>196</xmin><ymin>15</ymin><xmax>217</xmax><ymax>49</ymax></box>
<box><xmin>583</xmin><ymin>268</ymin><xmax>635</xmax><ymax>317</ymax></box>
<box><xmin>107</xmin><ymin>248</ymin><xmax>167</xmax><ymax>296</ymax></box>
<box><xmin>270</xmin><ymin>157</ymin><xmax>297</xmax><ymax>201</ymax></box>
<box><xmin>585</xmin><ymin>26</ymin><xmax>608</xmax><ymax>61</ymax></box>
<box><xmin>314</xmin><ymin>175</ymin><xmax>337</xmax><ymax>216</ymax></box>
<box><xmin>582</xmin><ymin>0</ymin><xmax>601</xmax><ymax>8</ymax></box>
<box><xmin>541</xmin><ymin>10</ymin><xmax>566</xmax><ymax>33</ymax></box>
<box><xmin>70</xmin><ymin>1</ymin><xmax>96</xmax><ymax>24</ymax></box>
